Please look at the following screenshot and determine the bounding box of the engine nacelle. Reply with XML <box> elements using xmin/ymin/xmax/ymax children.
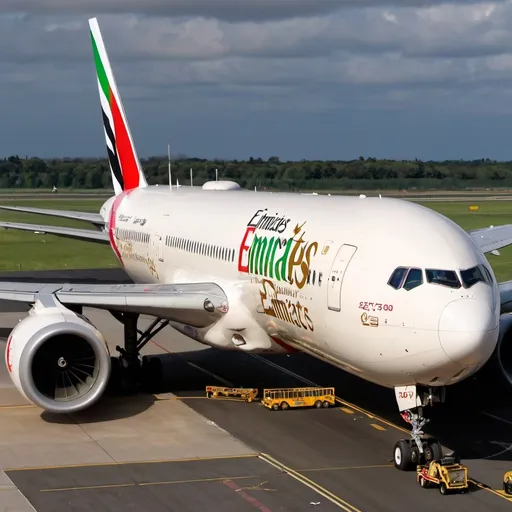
<box><xmin>495</xmin><ymin>313</ymin><xmax>512</xmax><ymax>387</ymax></box>
<box><xmin>5</xmin><ymin>300</ymin><xmax>112</xmax><ymax>414</ymax></box>
<box><xmin>453</xmin><ymin>313</ymin><xmax>512</xmax><ymax>405</ymax></box>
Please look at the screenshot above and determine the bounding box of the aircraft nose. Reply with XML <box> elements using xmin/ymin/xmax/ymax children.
<box><xmin>438</xmin><ymin>298</ymin><xmax>498</xmax><ymax>366</ymax></box>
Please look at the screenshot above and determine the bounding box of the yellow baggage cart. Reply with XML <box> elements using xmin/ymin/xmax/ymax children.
<box><xmin>205</xmin><ymin>386</ymin><xmax>258</xmax><ymax>402</ymax></box>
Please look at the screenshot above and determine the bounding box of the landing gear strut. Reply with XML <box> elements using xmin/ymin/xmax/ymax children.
<box><xmin>392</xmin><ymin>386</ymin><xmax>445</xmax><ymax>471</ymax></box>
<box><xmin>108</xmin><ymin>312</ymin><xmax>169</xmax><ymax>394</ymax></box>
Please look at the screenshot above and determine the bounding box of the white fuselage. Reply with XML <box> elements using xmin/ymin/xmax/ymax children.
<box><xmin>102</xmin><ymin>186</ymin><xmax>500</xmax><ymax>389</ymax></box>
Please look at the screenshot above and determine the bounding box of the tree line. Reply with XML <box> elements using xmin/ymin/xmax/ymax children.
<box><xmin>3</xmin><ymin>155</ymin><xmax>512</xmax><ymax>191</ymax></box>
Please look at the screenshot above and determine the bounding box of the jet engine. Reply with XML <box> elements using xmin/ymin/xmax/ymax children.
<box><xmin>457</xmin><ymin>313</ymin><xmax>512</xmax><ymax>404</ymax></box>
<box><xmin>494</xmin><ymin>313</ymin><xmax>512</xmax><ymax>387</ymax></box>
<box><xmin>5</xmin><ymin>300</ymin><xmax>111</xmax><ymax>414</ymax></box>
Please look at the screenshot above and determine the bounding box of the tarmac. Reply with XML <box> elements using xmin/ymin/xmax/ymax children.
<box><xmin>0</xmin><ymin>269</ymin><xmax>512</xmax><ymax>511</ymax></box>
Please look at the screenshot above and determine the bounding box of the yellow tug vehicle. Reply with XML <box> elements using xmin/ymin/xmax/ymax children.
<box><xmin>503</xmin><ymin>471</ymin><xmax>512</xmax><ymax>495</ymax></box>
<box><xmin>416</xmin><ymin>455</ymin><xmax>469</xmax><ymax>495</ymax></box>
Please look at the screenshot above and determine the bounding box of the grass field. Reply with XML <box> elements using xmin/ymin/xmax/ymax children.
<box><xmin>0</xmin><ymin>197</ymin><xmax>511</xmax><ymax>282</ymax></box>
<box><xmin>0</xmin><ymin>199</ymin><xmax>117</xmax><ymax>272</ymax></box>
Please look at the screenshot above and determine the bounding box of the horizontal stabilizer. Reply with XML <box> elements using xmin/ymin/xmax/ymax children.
<box><xmin>0</xmin><ymin>221</ymin><xmax>109</xmax><ymax>244</ymax></box>
<box><xmin>0</xmin><ymin>205</ymin><xmax>105</xmax><ymax>226</ymax></box>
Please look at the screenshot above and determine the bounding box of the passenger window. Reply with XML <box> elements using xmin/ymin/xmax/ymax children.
<box><xmin>403</xmin><ymin>268</ymin><xmax>423</xmax><ymax>291</ymax></box>
<box><xmin>426</xmin><ymin>269</ymin><xmax>461</xmax><ymax>289</ymax></box>
<box><xmin>460</xmin><ymin>266</ymin><xmax>485</xmax><ymax>288</ymax></box>
<box><xmin>388</xmin><ymin>267</ymin><xmax>408</xmax><ymax>289</ymax></box>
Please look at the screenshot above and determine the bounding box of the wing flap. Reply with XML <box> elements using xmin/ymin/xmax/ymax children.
<box><xmin>0</xmin><ymin>221</ymin><xmax>109</xmax><ymax>244</ymax></box>
<box><xmin>469</xmin><ymin>224</ymin><xmax>512</xmax><ymax>254</ymax></box>
<box><xmin>0</xmin><ymin>281</ymin><xmax>228</xmax><ymax>328</ymax></box>
<box><xmin>0</xmin><ymin>205</ymin><xmax>105</xmax><ymax>225</ymax></box>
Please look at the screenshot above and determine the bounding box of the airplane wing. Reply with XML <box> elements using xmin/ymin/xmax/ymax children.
<box><xmin>0</xmin><ymin>221</ymin><xmax>109</xmax><ymax>244</ymax></box>
<box><xmin>0</xmin><ymin>205</ymin><xmax>105</xmax><ymax>226</ymax></box>
<box><xmin>469</xmin><ymin>224</ymin><xmax>512</xmax><ymax>254</ymax></box>
<box><xmin>0</xmin><ymin>281</ymin><xmax>227</xmax><ymax>327</ymax></box>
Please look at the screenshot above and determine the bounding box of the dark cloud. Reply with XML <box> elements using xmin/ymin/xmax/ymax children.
<box><xmin>0</xmin><ymin>0</ymin><xmax>505</xmax><ymax>22</ymax></box>
<box><xmin>2</xmin><ymin>2</ymin><xmax>512</xmax><ymax>160</ymax></box>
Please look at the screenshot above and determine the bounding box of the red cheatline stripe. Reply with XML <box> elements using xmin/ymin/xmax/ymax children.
<box><xmin>110</xmin><ymin>87</ymin><xmax>139</xmax><ymax>190</ymax></box>
<box><xmin>270</xmin><ymin>336</ymin><xmax>298</xmax><ymax>353</ymax></box>
<box><xmin>108</xmin><ymin>189</ymin><xmax>135</xmax><ymax>265</ymax></box>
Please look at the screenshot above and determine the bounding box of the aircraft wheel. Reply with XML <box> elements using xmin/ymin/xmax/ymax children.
<box><xmin>141</xmin><ymin>356</ymin><xmax>164</xmax><ymax>393</ymax></box>
<box><xmin>423</xmin><ymin>438</ymin><xmax>443</xmax><ymax>463</ymax></box>
<box><xmin>106</xmin><ymin>356</ymin><xmax>123</xmax><ymax>395</ymax></box>
<box><xmin>393</xmin><ymin>440</ymin><xmax>415</xmax><ymax>471</ymax></box>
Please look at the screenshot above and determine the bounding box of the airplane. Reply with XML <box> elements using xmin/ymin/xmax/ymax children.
<box><xmin>1</xmin><ymin>17</ymin><xmax>512</xmax><ymax>473</ymax></box>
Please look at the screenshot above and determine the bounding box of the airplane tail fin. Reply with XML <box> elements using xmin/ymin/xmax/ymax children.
<box><xmin>88</xmin><ymin>17</ymin><xmax>148</xmax><ymax>195</ymax></box>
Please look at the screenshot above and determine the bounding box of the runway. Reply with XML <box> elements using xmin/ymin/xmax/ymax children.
<box><xmin>0</xmin><ymin>269</ymin><xmax>512</xmax><ymax>511</ymax></box>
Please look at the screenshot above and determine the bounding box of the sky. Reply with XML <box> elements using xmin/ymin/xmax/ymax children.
<box><xmin>2</xmin><ymin>1</ymin><xmax>512</xmax><ymax>161</ymax></box>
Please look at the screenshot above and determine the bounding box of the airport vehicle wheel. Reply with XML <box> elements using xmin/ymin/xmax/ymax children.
<box><xmin>423</xmin><ymin>438</ymin><xmax>443</xmax><ymax>463</ymax></box>
<box><xmin>141</xmin><ymin>356</ymin><xmax>164</xmax><ymax>393</ymax></box>
<box><xmin>419</xmin><ymin>476</ymin><xmax>430</xmax><ymax>489</ymax></box>
<box><xmin>280</xmin><ymin>402</ymin><xmax>289</xmax><ymax>410</ymax></box>
<box><xmin>322</xmin><ymin>401</ymin><xmax>330</xmax><ymax>408</ymax></box>
<box><xmin>439</xmin><ymin>482</ymin><xmax>448</xmax><ymax>495</ymax></box>
<box><xmin>315</xmin><ymin>400</ymin><xmax>322</xmax><ymax>408</ymax></box>
<box><xmin>393</xmin><ymin>440</ymin><xmax>414</xmax><ymax>471</ymax></box>
<box><xmin>272</xmin><ymin>403</ymin><xmax>279</xmax><ymax>411</ymax></box>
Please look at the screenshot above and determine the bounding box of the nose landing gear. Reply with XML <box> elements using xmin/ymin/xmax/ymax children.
<box><xmin>392</xmin><ymin>385</ymin><xmax>445</xmax><ymax>471</ymax></box>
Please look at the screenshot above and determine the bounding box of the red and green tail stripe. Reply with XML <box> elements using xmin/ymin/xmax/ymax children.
<box><xmin>90</xmin><ymin>21</ymin><xmax>143</xmax><ymax>192</ymax></box>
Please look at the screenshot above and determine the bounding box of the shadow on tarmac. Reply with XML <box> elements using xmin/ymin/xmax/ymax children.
<box><xmin>1</xmin><ymin>268</ymin><xmax>511</xmax><ymax>466</ymax></box>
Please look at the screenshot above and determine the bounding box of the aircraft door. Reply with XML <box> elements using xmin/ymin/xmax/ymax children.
<box><xmin>327</xmin><ymin>244</ymin><xmax>357</xmax><ymax>312</ymax></box>
<box><xmin>152</xmin><ymin>233</ymin><xmax>164</xmax><ymax>262</ymax></box>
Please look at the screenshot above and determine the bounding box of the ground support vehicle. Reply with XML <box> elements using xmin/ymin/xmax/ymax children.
<box><xmin>205</xmin><ymin>386</ymin><xmax>258</xmax><ymax>402</ymax></box>
<box><xmin>416</xmin><ymin>456</ymin><xmax>469</xmax><ymax>495</ymax></box>
<box><xmin>503</xmin><ymin>471</ymin><xmax>512</xmax><ymax>495</ymax></box>
<box><xmin>261</xmin><ymin>387</ymin><xmax>335</xmax><ymax>411</ymax></box>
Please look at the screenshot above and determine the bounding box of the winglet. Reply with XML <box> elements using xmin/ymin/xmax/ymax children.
<box><xmin>88</xmin><ymin>17</ymin><xmax>148</xmax><ymax>195</ymax></box>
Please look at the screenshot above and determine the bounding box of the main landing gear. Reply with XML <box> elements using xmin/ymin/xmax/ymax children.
<box><xmin>108</xmin><ymin>312</ymin><xmax>169</xmax><ymax>394</ymax></box>
<box><xmin>392</xmin><ymin>385</ymin><xmax>445</xmax><ymax>471</ymax></box>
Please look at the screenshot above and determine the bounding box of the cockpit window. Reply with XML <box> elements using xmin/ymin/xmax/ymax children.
<box><xmin>460</xmin><ymin>266</ymin><xmax>485</xmax><ymax>288</ymax></box>
<box><xmin>481</xmin><ymin>265</ymin><xmax>494</xmax><ymax>284</ymax></box>
<box><xmin>388</xmin><ymin>267</ymin><xmax>408</xmax><ymax>289</ymax></box>
<box><xmin>425</xmin><ymin>269</ymin><xmax>461</xmax><ymax>289</ymax></box>
<box><xmin>403</xmin><ymin>268</ymin><xmax>423</xmax><ymax>291</ymax></box>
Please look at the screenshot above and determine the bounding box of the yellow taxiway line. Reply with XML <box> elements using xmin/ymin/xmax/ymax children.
<box><xmin>260</xmin><ymin>453</ymin><xmax>361</xmax><ymax>512</ymax></box>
